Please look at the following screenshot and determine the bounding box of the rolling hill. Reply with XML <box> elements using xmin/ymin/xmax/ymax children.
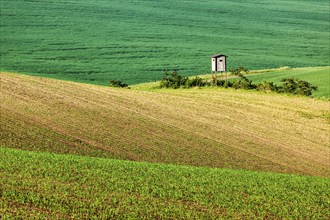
<box><xmin>1</xmin><ymin>147</ymin><xmax>329</xmax><ymax>219</ymax></box>
<box><xmin>1</xmin><ymin>0</ymin><xmax>329</xmax><ymax>85</ymax></box>
<box><xmin>1</xmin><ymin>72</ymin><xmax>329</xmax><ymax>177</ymax></box>
<box><xmin>246</xmin><ymin>66</ymin><xmax>330</xmax><ymax>99</ymax></box>
<box><xmin>2</xmin><ymin>0</ymin><xmax>329</xmax><ymax>218</ymax></box>
<box><xmin>134</xmin><ymin>66</ymin><xmax>330</xmax><ymax>99</ymax></box>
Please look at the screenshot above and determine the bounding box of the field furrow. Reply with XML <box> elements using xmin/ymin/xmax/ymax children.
<box><xmin>1</xmin><ymin>72</ymin><xmax>329</xmax><ymax>176</ymax></box>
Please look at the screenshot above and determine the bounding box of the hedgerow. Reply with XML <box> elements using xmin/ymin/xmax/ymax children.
<box><xmin>159</xmin><ymin>68</ymin><xmax>318</xmax><ymax>97</ymax></box>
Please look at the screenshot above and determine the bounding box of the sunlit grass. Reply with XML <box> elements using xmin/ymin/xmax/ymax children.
<box><xmin>132</xmin><ymin>66</ymin><xmax>330</xmax><ymax>99</ymax></box>
<box><xmin>246</xmin><ymin>66</ymin><xmax>330</xmax><ymax>99</ymax></box>
<box><xmin>1</xmin><ymin>147</ymin><xmax>329</xmax><ymax>219</ymax></box>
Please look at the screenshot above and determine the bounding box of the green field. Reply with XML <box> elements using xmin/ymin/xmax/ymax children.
<box><xmin>1</xmin><ymin>0</ymin><xmax>329</xmax><ymax>85</ymax></box>
<box><xmin>246</xmin><ymin>66</ymin><xmax>330</xmax><ymax>99</ymax></box>
<box><xmin>1</xmin><ymin>147</ymin><xmax>329</xmax><ymax>219</ymax></box>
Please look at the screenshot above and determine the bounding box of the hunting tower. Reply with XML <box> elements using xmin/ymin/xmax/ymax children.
<box><xmin>211</xmin><ymin>54</ymin><xmax>227</xmax><ymax>72</ymax></box>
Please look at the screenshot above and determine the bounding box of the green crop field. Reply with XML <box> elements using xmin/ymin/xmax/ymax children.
<box><xmin>1</xmin><ymin>0</ymin><xmax>329</xmax><ymax>85</ymax></box>
<box><xmin>246</xmin><ymin>66</ymin><xmax>330</xmax><ymax>99</ymax></box>
<box><xmin>1</xmin><ymin>147</ymin><xmax>329</xmax><ymax>219</ymax></box>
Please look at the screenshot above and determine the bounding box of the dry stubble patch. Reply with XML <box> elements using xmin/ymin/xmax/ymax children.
<box><xmin>1</xmin><ymin>72</ymin><xmax>329</xmax><ymax>176</ymax></box>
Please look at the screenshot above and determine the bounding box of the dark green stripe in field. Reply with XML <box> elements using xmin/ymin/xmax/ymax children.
<box><xmin>1</xmin><ymin>0</ymin><xmax>329</xmax><ymax>85</ymax></box>
<box><xmin>1</xmin><ymin>147</ymin><xmax>329</xmax><ymax>219</ymax></box>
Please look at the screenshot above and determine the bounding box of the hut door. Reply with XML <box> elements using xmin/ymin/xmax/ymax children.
<box><xmin>212</xmin><ymin>58</ymin><xmax>217</xmax><ymax>72</ymax></box>
<box><xmin>218</xmin><ymin>59</ymin><xmax>225</xmax><ymax>72</ymax></box>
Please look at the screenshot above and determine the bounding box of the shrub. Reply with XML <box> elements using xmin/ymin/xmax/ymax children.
<box><xmin>232</xmin><ymin>79</ymin><xmax>253</xmax><ymax>90</ymax></box>
<box><xmin>232</xmin><ymin>74</ymin><xmax>256</xmax><ymax>90</ymax></box>
<box><xmin>278</xmin><ymin>78</ymin><xmax>296</xmax><ymax>94</ymax></box>
<box><xmin>279</xmin><ymin>78</ymin><xmax>318</xmax><ymax>96</ymax></box>
<box><xmin>108</xmin><ymin>80</ymin><xmax>128</xmax><ymax>88</ymax></box>
<box><xmin>214</xmin><ymin>79</ymin><xmax>226</xmax><ymax>87</ymax></box>
<box><xmin>223</xmin><ymin>81</ymin><xmax>233</xmax><ymax>88</ymax></box>
<box><xmin>186</xmin><ymin>77</ymin><xmax>206</xmax><ymax>87</ymax></box>
<box><xmin>296</xmin><ymin>79</ymin><xmax>318</xmax><ymax>96</ymax></box>
<box><xmin>160</xmin><ymin>71</ymin><xmax>188</xmax><ymax>89</ymax></box>
<box><xmin>256</xmin><ymin>81</ymin><xmax>277</xmax><ymax>93</ymax></box>
<box><xmin>229</xmin><ymin>66</ymin><xmax>249</xmax><ymax>77</ymax></box>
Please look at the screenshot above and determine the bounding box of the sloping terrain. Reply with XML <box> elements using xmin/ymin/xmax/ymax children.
<box><xmin>1</xmin><ymin>147</ymin><xmax>329</xmax><ymax>219</ymax></box>
<box><xmin>1</xmin><ymin>0</ymin><xmax>329</xmax><ymax>84</ymax></box>
<box><xmin>134</xmin><ymin>66</ymin><xmax>330</xmax><ymax>99</ymax></box>
<box><xmin>246</xmin><ymin>66</ymin><xmax>330</xmax><ymax>99</ymax></box>
<box><xmin>1</xmin><ymin>72</ymin><xmax>329</xmax><ymax>176</ymax></box>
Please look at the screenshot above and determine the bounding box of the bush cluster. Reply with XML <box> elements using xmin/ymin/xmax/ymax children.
<box><xmin>255</xmin><ymin>78</ymin><xmax>318</xmax><ymax>96</ymax></box>
<box><xmin>159</xmin><ymin>68</ymin><xmax>318</xmax><ymax>97</ymax></box>
<box><xmin>108</xmin><ymin>80</ymin><xmax>128</xmax><ymax>88</ymax></box>
<box><xmin>159</xmin><ymin>71</ymin><xmax>188</xmax><ymax>89</ymax></box>
<box><xmin>159</xmin><ymin>71</ymin><xmax>213</xmax><ymax>88</ymax></box>
<box><xmin>278</xmin><ymin>78</ymin><xmax>318</xmax><ymax>96</ymax></box>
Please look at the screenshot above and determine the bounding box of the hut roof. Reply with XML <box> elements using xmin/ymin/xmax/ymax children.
<box><xmin>211</xmin><ymin>54</ymin><xmax>227</xmax><ymax>58</ymax></box>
